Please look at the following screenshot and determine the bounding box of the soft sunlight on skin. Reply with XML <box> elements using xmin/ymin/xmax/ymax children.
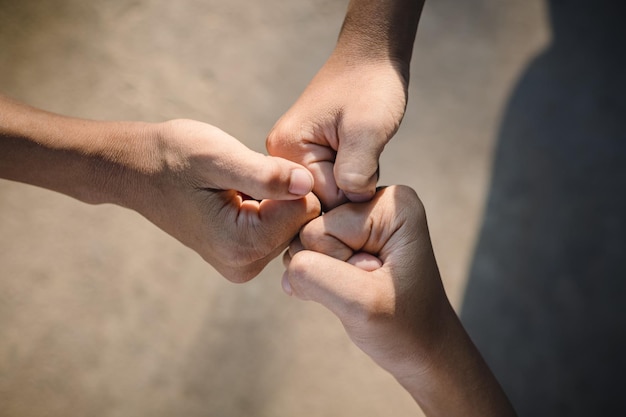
<box><xmin>282</xmin><ymin>186</ymin><xmax>517</xmax><ymax>417</ymax></box>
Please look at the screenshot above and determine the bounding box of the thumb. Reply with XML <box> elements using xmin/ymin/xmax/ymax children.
<box><xmin>334</xmin><ymin>127</ymin><xmax>386</xmax><ymax>203</ymax></box>
<box><xmin>212</xmin><ymin>144</ymin><xmax>314</xmax><ymax>201</ymax></box>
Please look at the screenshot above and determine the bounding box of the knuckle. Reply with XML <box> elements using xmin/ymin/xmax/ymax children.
<box><xmin>286</xmin><ymin>252</ymin><xmax>315</xmax><ymax>297</ymax></box>
<box><xmin>265</xmin><ymin>131</ymin><xmax>282</xmax><ymax>155</ymax></box>
<box><xmin>298</xmin><ymin>224</ymin><xmax>317</xmax><ymax>249</ymax></box>
<box><xmin>393</xmin><ymin>185</ymin><xmax>421</xmax><ymax>207</ymax></box>
<box><xmin>266</xmin><ymin>120</ymin><xmax>300</xmax><ymax>156</ymax></box>
<box><xmin>335</xmin><ymin>171</ymin><xmax>376</xmax><ymax>194</ymax></box>
<box><xmin>383</xmin><ymin>185</ymin><xmax>427</xmax><ymax>231</ymax></box>
<box><xmin>289</xmin><ymin>251</ymin><xmax>311</xmax><ymax>276</ymax></box>
<box><xmin>304</xmin><ymin>193</ymin><xmax>323</xmax><ymax>219</ymax></box>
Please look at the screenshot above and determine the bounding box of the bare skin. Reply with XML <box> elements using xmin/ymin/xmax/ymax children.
<box><xmin>282</xmin><ymin>186</ymin><xmax>517</xmax><ymax>417</ymax></box>
<box><xmin>0</xmin><ymin>94</ymin><xmax>320</xmax><ymax>282</ymax></box>
<box><xmin>267</xmin><ymin>0</ymin><xmax>425</xmax><ymax>210</ymax></box>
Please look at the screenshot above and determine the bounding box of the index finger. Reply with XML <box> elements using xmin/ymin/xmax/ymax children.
<box><xmin>299</xmin><ymin>185</ymin><xmax>424</xmax><ymax>264</ymax></box>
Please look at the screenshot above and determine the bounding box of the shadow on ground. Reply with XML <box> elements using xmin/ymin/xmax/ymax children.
<box><xmin>461</xmin><ymin>0</ymin><xmax>626</xmax><ymax>415</ymax></box>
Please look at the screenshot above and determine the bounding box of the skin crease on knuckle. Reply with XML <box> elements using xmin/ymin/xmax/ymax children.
<box><xmin>300</xmin><ymin>225</ymin><xmax>353</xmax><ymax>261</ymax></box>
<box><xmin>285</xmin><ymin>251</ymin><xmax>318</xmax><ymax>301</ymax></box>
<box><xmin>266</xmin><ymin>121</ymin><xmax>302</xmax><ymax>158</ymax></box>
<box><xmin>335</xmin><ymin>171</ymin><xmax>377</xmax><ymax>196</ymax></box>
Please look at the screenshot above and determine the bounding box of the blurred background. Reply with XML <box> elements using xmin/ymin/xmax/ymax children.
<box><xmin>0</xmin><ymin>0</ymin><xmax>623</xmax><ymax>416</ymax></box>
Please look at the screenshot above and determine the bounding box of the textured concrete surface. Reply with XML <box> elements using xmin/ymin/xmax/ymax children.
<box><xmin>461</xmin><ymin>1</ymin><xmax>626</xmax><ymax>415</ymax></box>
<box><xmin>0</xmin><ymin>0</ymin><xmax>560</xmax><ymax>416</ymax></box>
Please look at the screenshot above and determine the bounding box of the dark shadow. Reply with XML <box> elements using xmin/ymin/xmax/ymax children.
<box><xmin>461</xmin><ymin>0</ymin><xmax>626</xmax><ymax>415</ymax></box>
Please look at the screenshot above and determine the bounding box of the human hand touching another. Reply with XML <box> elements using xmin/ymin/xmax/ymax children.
<box><xmin>130</xmin><ymin>119</ymin><xmax>321</xmax><ymax>282</ymax></box>
<box><xmin>0</xmin><ymin>95</ymin><xmax>320</xmax><ymax>282</ymax></box>
<box><xmin>282</xmin><ymin>186</ymin><xmax>516</xmax><ymax>416</ymax></box>
<box><xmin>267</xmin><ymin>57</ymin><xmax>407</xmax><ymax>210</ymax></box>
<box><xmin>267</xmin><ymin>0</ymin><xmax>424</xmax><ymax>210</ymax></box>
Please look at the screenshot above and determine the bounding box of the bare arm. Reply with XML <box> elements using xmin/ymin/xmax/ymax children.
<box><xmin>267</xmin><ymin>0</ymin><xmax>424</xmax><ymax>210</ymax></box>
<box><xmin>336</xmin><ymin>0</ymin><xmax>423</xmax><ymax>68</ymax></box>
<box><xmin>0</xmin><ymin>94</ymin><xmax>320</xmax><ymax>282</ymax></box>
<box><xmin>282</xmin><ymin>186</ymin><xmax>516</xmax><ymax>416</ymax></box>
<box><xmin>0</xmin><ymin>95</ymin><xmax>153</xmax><ymax>206</ymax></box>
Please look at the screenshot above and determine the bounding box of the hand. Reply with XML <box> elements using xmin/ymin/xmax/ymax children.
<box><xmin>282</xmin><ymin>186</ymin><xmax>442</xmax><ymax>373</ymax></box>
<box><xmin>0</xmin><ymin>94</ymin><xmax>321</xmax><ymax>283</ymax></box>
<box><xmin>130</xmin><ymin>119</ymin><xmax>321</xmax><ymax>282</ymax></box>
<box><xmin>267</xmin><ymin>56</ymin><xmax>408</xmax><ymax>210</ymax></box>
<box><xmin>281</xmin><ymin>186</ymin><xmax>516</xmax><ymax>416</ymax></box>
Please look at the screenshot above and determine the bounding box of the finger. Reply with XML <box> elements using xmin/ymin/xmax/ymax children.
<box><xmin>307</xmin><ymin>160</ymin><xmax>347</xmax><ymax>211</ymax></box>
<box><xmin>255</xmin><ymin>192</ymin><xmax>321</xmax><ymax>254</ymax></box>
<box><xmin>283</xmin><ymin>242</ymin><xmax>381</xmax><ymax>296</ymax></box>
<box><xmin>334</xmin><ymin>124</ymin><xmax>388</xmax><ymax>202</ymax></box>
<box><xmin>210</xmin><ymin>135</ymin><xmax>314</xmax><ymax>201</ymax></box>
<box><xmin>300</xmin><ymin>186</ymin><xmax>421</xmax><ymax>264</ymax></box>
<box><xmin>270</xmin><ymin>139</ymin><xmax>347</xmax><ymax>211</ymax></box>
<box><xmin>210</xmin><ymin>192</ymin><xmax>321</xmax><ymax>283</ymax></box>
<box><xmin>288</xmin><ymin>236</ymin><xmax>305</xmax><ymax>259</ymax></box>
<box><xmin>299</xmin><ymin>193</ymin><xmax>384</xmax><ymax>261</ymax></box>
<box><xmin>282</xmin><ymin>250</ymin><xmax>292</xmax><ymax>269</ymax></box>
<box><xmin>267</xmin><ymin>123</ymin><xmax>347</xmax><ymax>210</ymax></box>
<box><xmin>282</xmin><ymin>236</ymin><xmax>303</xmax><ymax>270</ymax></box>
<box><xmin>347</xmin><ymin>252</ymin><xmax>382</xmax><ymax>271</ymax></box>
<box><xmin>285</xmin><ymin>250</ymin><xmax>388</xmax><ymax>319</ymax></box>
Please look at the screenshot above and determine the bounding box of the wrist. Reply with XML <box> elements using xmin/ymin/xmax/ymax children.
<box><xmin>0</xmin><ymin>95</ymin><xmax>159</xmax><ymax>208</ymax></box>
<box><xmin>392</xmin><ymin>303</ymin><xmax>516</xmax><ymax>416</ymax></box>
<box><xmin>84</xmin><ymin>120</ymin><xmax>162</xmax><ymax>209</ymax></box>
<box><xmin>335</xmin><ymin>0</ymin><xmax>424</xmax><ymax>68</ymax></box>
<box><xmin>325</xmin><ymin>47</ymin><xmax>411</xmax><ymax>85</ymax></box>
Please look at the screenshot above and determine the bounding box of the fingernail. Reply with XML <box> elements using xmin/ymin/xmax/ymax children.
<box><xmin>281</xmin><ymin>272</ymin><xmax>293</xmax><ymax>296</ymax></box>
<box><xmin>289</xmin><ymin>169</ymin><xmax>313</xmax><ymax>196</ymax></box>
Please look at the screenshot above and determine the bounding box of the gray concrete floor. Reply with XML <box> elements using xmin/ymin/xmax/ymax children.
<box><xmin>3</xmin><ymin>0</ymin><xmax>619</xmax><ymax>416</ymax></box>
<box><xmin>461</xmin><ymin>1</ymin><xmax>626</xmax><ymax>415</ymax></box>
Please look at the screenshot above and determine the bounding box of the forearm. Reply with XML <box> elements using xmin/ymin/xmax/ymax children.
<box><xmin>335</xmin><ymin>0</ymin><xmax>424</xmax><ymax>67</ymax></box>
<box><xmin>0</xmin><ymin>94</ymin><xmax>158</xmax><ymax>207</ymax></box>
<box><xmin>397</xmin><ymin>302</ymin><xmax>516</xmax><ymax>417</ymax></box>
